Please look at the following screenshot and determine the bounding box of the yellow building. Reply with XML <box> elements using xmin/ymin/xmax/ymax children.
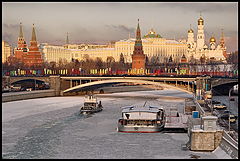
<box><xmin>115</xmin><ymin>28</ymin><xmax>188</xmax><ymax>63</ymax></box>
<box><xmin>64</xmin><ymin>44</ymin><xmax>109</xmax><ymax>50</ymax></box>
<box><xmin>39</xmin><ymin>43</ymin><xmax>72</xmax><ymax>63</ymax></box>
<box><xmin>40</xmin><ymin>43</ymin><xmax>116</xmax><ymax>63</ymax></box>
<box><xmin>40</xmin><ymin>29</ymin><xmax>188</xmax><ymax>64</ymax></box>
<box><xmin>71</xmin><ymin>47</ymin><xmax>116</xmax><ymax>62</ymax></box>
<box><xmin>2</xmin><ymin>40</ymin><xmax>12</xmax><ymax>63</ymax></box>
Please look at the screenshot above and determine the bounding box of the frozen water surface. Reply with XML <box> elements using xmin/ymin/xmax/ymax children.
<box><xmin>2</xmin><ymin>89</ymin><xmax>229</xmax><ymax>159</ymax></box>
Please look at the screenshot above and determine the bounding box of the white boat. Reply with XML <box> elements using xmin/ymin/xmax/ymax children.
<box><xmin>80</xmin><ymin>95</ymin><xmax>103</xmax><ymax>114</ymax></box>
<box><xmin>117</xmin><ymin>104</ymin><xmax>166</xmax><ymax>133</ymax></box>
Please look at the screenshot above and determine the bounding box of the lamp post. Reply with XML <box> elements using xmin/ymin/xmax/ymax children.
<box><xmin>228</xmin><ymin>86</ymin><xmax>233</xmax><ymax>132</ymax></box>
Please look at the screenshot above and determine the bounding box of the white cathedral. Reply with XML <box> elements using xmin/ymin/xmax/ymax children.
<box><xmin>186</xmin><ymin>15</ymin><xmax>227</xmax><ymax>62</ymax></box>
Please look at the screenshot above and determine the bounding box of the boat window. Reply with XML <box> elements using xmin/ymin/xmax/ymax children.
<box><xmin>125</xmin><ymin>113</ymin><xmax>130</xmax><ymax>119</ymax></box>
<box><xmin>84</xmin><ymin>103</ymin><xmax>96</xmax><ymax>107</ymax></box>
<box><xmin>157</xmin><ymin>111</ymin><xmax>161</xmax><ymax>119</ymax></box>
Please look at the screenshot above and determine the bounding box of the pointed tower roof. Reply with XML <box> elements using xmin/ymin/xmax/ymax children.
<box><xmin>220</xmin><ymin>28</ymin><xmax>225</xmax><ymax>47</ymax></box>
<box><xmin>136</xmin><ymin>19</ymin><xmax>141</xmax><ymax>40</ymax></box>
<box><xmin>66</xmin><ymin>32</ymin><xmax>69</xmax><ymax>44</ymax></box>
<box><xmin>31</xmin><ymin>24</ymin><xmax>37</xmax><ymax>41</ymax></box>
<box><xmin>19</xmin><ymin>22</ymin><xmax>24</xmax><ymax>38</ymax></box>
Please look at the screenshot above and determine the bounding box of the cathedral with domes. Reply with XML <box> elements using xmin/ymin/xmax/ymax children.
<box><xmin>186</xmin><ymin>14</ymin><xmax>227</xmax><ymax>62</ymax></box>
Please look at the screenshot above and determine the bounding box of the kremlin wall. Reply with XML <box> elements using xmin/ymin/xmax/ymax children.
<box><xmin>2</xmin><ymin>15</ymin><xmax>227</xmax><ymax>68</ymax></box>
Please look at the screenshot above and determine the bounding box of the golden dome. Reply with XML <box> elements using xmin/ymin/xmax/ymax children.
<box><xmin>210</xmin><ymin>36</ymin><xmax>216</xmax><ymax>43</ymax></box>
<box><xmin>198</xmin><ymin>17</ymin><xmax>204</xmax><ymax>22</ymax></box>
<box><xmin>198</xmin><ymin>17</ymin><xmax>204</xmax><ymax>25</ymax></box>
<box><xmin>188</xmin><ymin>28</ymin><xmax>194</xmax><ymax>33</ymax></box>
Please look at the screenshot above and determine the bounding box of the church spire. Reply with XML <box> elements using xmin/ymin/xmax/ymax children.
<box><xmin>136</xmin><ymin>19</ymin><xmax>141</xmax><ymax>40</ymax></box>
<box><xmin>19</xmin><ymin>22</ymin><xmax>24</xmax><ymax>38</ymax></box>
<box><xmin>31</xmin><ymin>24</ymin><xmax>37</xmax><ymax>41</ymax></box>
<box><xmin>220</xmin><ymin>28</ymin><xmax>225</xmax><ymax>48</ymax></box>
<box><xmin>66</xmin><ymin>32</ymin><xmax>69</xmax><ymax>44</ymax></box>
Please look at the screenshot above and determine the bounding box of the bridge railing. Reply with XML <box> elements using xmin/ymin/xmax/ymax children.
<box><xmin>193</xmin><ymin>96</ymin><xmax>205</xmax><ymax>116</ymax></box>
<box><xmin>219</xmin><ymin>130</ymin><xmax>238</xmax><ymax>159</ymax></box>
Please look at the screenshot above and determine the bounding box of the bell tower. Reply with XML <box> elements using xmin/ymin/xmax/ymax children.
<box><xmin>196</xmin><ymin>13</ymin><xmax>205</xmax><ymax>50</ymax></box>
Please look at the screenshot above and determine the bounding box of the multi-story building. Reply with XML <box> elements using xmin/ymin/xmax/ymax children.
<box><xmin>2</xmin><ymin>40</ymin><xmax>12</xmax><ymax>63</ymax></box>
<box><xmin>71</xmin><ymin>47</ymin><xmax>116</xmax><ymax>62</ymax></box>
<box><xmin>115</xmin><ymin>28</ymin><xmax>188</xmax><ymax>63</ymax></box>
<box><xmin>39</xmin><ymin>43</ymin><xmax>72</xmax><ymax>63</ymax></box>
<box><xmin>186</xmin><ymin>15</ymin><xmax>226</xmax><ymax>62</ymax></box>
<box><xmin>40</xmin><ymin>43</ymin><xmax>115</xmax><ymax>63</ymax></box>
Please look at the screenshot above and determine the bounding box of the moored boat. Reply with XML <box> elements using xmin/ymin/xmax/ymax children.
<box><xmin>117</xmin><ymin>104</ymin><xmax>166</xmax><ymax>133</ymax></box>
<box><xmin>80</xmin><ymin>95</ymin><xmax>103</xmax><ymax>114</ymax></box>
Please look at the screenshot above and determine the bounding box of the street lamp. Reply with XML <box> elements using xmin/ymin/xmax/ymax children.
<box><xmin>228</xmin><ymin>86</ymin><xmax>233</xmax><ymax>132</ymax></box>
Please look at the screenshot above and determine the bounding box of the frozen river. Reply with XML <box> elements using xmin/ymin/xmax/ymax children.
<box><xmin>2</xmin><ymin>89</ymin><xmax>230</xmax><ymax>159</ymax></box>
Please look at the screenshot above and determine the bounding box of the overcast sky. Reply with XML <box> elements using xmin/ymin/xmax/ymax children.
<box><xmin>2</xmin><ymin>2</ymin><xmax>238</xmax><ymax>52</ymax></box>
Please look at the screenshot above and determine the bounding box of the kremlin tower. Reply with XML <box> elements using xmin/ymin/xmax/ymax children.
<box><xmin>132</xmin><ymin>19</ymin><xmax>146</xmax><ymax>70</ymax></box>
<box><xmin>25</xmin><ymin>24</ymin><xmax>43</xmax><ymax>66</ymax></box>
<box><xmin>14</xmin><ymin>23</ymin><xmax>43</xmax><ymax>67</ymax></box>
<box><xmin>219</xmin><ymin>29</ymin><xmax>227</xmax><ymax>58</ymax></box>
<box><xmin>14</xmin><ymin>22</ymin><xmax>28</xmax><ymax>62</ymax></box>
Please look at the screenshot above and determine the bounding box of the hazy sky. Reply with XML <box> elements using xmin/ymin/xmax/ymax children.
<box><xmin>2</xmin><ymin>2</ymin><xmax>238</xmax><ymax>52</ymax></box>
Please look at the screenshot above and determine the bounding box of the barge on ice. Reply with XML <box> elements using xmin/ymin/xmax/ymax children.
<box><xmin>80</xmin><ymin>95</ymin><xmax>103</xmax><ymax>114</ymax></box>
<box><xmin>118</xmin><ymin>105</ymin><xmax>166</xmax><ymax>133</ymax></box>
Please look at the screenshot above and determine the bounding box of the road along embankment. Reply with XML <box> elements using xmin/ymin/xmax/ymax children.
<box><xmin>2</xmin><ymin>89</ymin><xmax>56</xmax><ymax>102</ymax></box>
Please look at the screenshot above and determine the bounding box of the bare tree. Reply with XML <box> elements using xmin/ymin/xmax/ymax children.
<box><xmin>106</xmin><ymin>56</ymin><xmax>115</xmax><ymax>68</ymax></box>
<box><xmin>119</xmin><ymin>53</ymin><xmax>124</xmax><ymax>64</ymax></box>
<box><xmin>95</xmin><ymin>57</ymin><xmax>104</xmax><ymax>69</ymax></box>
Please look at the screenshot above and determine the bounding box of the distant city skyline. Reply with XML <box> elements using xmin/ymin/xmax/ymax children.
<box><xmin>2</xmin><ymin>2</ymin><xmax>238</xmax><ymax>52</ymax></box>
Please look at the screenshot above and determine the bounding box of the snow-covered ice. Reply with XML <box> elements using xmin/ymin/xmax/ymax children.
<box><xmin>2</xmin><ymin>89</ymin><xmax>227</xmax><ymax>159</ymax></box>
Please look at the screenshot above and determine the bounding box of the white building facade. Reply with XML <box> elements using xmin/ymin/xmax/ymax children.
<box><xmin>186</xmin><ymin>15</ymin><xmax>227</xmax><ymax>62</ymax></box>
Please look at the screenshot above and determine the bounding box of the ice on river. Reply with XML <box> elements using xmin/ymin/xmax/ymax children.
<box><xmin>2</xmin><ymin>89</ymin><xmax>229</xmax><ymax>159</ymax></box>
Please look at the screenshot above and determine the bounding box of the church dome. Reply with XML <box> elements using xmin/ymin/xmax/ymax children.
<box><xmin>144</xmin><ymin>28</ymin><xmax>162</xmax><ymax>38</ymax></box>
<box><xmin>188</xmin><ymin>28</ymin><xmax>194</xmax><ymax>33</ymax></box>
<box><xmin>198</xmin><ymin>17</ymin><xmax>204</xmax><ymax>25</ymax></box>
<box><xmin>210</xmin><ymin>36</ymin><xmax>216</xmax><ymax>43</ymax></box>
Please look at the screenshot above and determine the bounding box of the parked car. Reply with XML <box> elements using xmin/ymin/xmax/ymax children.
<box><xmin>229</xmin><ymin>97</ymin><xmax>235</xmax><ymax>101</ymax></box>
<box><xmin>220</xmin><ymin>114</ymin><xmax>237</xmax><ymax>123</ymax></box>
<box><xmin>213</xmin><ymin>103</ymin><xmax>227</xmax><ymax>109</ymax></box>
<box><xmin>229</xmin><ymin>114</ymin><xmax>237</xmax><ymax>123</ymax></box>
<box><xmin>26</xmin><ymin>88</ymin><xmax>32</xmax><ymax>91</ymax></box>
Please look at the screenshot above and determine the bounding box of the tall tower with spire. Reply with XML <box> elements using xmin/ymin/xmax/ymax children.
<box><xmin>14</xmin><ymin>22</ymin><xmax>28</xmax><ymax>61</ymax></box>
<box><xmin>219</xmin><ymin>29</ymin><xmax>227</xmax><ymax>58</ymax></box>
<box><xmin>132</xmin><ymin>19</ymin><xmax>146</xmax><ymax>70</ymax></box>
<box><xmin>196</xmin><ymin>13</ymin><xmax>205</xmax><ymax>50</ymax></box>
<box><xmin>66</xmin><ymin>32</ymin><xmax>69</xmax><ymax>44</ymax></box>
<box><xmin>25</xmin><ymin>24</ymin><xmax>43</xmax><ymax>66</ymax></box>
